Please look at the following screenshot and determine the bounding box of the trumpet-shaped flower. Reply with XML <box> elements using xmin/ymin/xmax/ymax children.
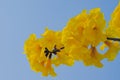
<box><xmin>24</xmin><ymin>28</ymin><xmax>75</xmax><ymax>76</ymax></box>
<box><xmin>39</xmin><ymin>28</ymin><xmax>63</xmax><ymax>50</ymax></box>
<box><xmin>39</xmin><ymin>28</ymin><xmax>74</xmax><ymax>66</ymax></box>
<box><xmin>24</xmin><ymin>34</ymin><xmax>43</xmax><ymax>72</ymax></box>
<box><xmin>52</xmin><ymin>49</ymin><xmax>74</xmax><ymax>66</ymax></box>
<box><xmin>24</xmin><ymin>34</ymin><xmax>56</xmax><ymax>76</ymax></box>
<box><xmin>62</xmin><ymin>10</ymin><xmax>87</xmax><ymax>46</ymax></box>
<box><xmin>103</xmin><ymin>41</ymin><xmax>120</xmax><ymax>61</ymax></box>
<box><xmin>62</xmin><ymin>10</ymin><xmax>89</xmax><ymax>60</ymax></box>
<box><xmin>83</xmin><ymin>8</ymin><xmax>106</xmax><ymax>46</ymax></box>
<box><xmin>23</xmin><ymin>2</ymin><xmax>120</xmax><ymax>77</ymax></box>
<box><xmin>106</xmin><ymin>2</ymin><xmax>120</xmax><ymax>37</ymax></box>
<box><xmin>82</xmin><ymin>46</ymin><xmax>104</xmax><ymax>68</ymax></box>
<box><xmin>62</xmin><ymin>8</ymin><xmax>106</xmax><ymax>61</ymax></box>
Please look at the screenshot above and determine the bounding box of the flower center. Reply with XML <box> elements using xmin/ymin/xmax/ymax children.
<box><xmin>44</xmin><ymin>45</ymin><xmax>64</xmax><ymax>59</ymax></box>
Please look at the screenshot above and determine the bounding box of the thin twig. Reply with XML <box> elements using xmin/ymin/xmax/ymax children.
<box><xmin>107</xmin><ymin>37</ymin><xmax>120</xmax><ymax>41</ymax></box>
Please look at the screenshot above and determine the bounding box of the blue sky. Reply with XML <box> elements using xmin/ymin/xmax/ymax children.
<box><xmin>0</xmin><ymin>0</ymin><xmax>120</xmax><ymax>80</ymax></box>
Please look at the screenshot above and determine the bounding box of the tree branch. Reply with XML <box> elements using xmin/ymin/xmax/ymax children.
<box><xmin>107</xmin><ymin>37</ymin><xmax>120</xmax><ymax>41</ymax></box>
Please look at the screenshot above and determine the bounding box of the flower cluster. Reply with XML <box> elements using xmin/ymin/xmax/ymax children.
<box><xmin>24</xmin><ymin>3</ymin><xmax>120</xmax><ymax>77</ymax></box>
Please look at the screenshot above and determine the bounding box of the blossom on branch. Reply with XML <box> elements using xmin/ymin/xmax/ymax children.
<box><xmin>24</xmin><ymin>2</ymin><xmax>120</xmax><ymax>77</ymax></box>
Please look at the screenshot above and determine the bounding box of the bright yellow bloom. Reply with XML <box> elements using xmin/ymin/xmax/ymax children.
<box><xmin>24</xmin><ymin>28</ymin><xmax>74</xmax><ymax>76</ymax></box>
<box><xmin>82</xmin><ymin>46</ymin><xmax>104</xmax><ymax>68</ymax></box>
<box><xmin>62</xmin><ymin>10</ymin><xmax>89</xmax><ymax>61</ymax></box>
<box><xmin>63</xmin><ymin>8</ymin><xmax>106</xmax><ymax>46</ymax></box>
<box><xmin>24</xmin><ymin>34</ymin><xmax>43</xmax><ymax>72</ymax></box>
<box><xmin>41</xmin><ymin>59</ymin><xmax>56</xmax><ymax>76</ymax></box>
<box><xmin>62</xmin><ymin>8</ymin><xmax>106</xmax><ymax>61</ymax></box>
<box><xmin>52</xmin><ymin>49</ymin><xmax>74</xmax><ymax>66</ymax></box>
<box><xmin>39</xmin><ymin>28</ymin><xmax>74</xmax><ymax>66</ymax></box>
<box><xmin>103</xmin><ymin>2</ymin><xmax>120</xmax><ymax>62</ymax></box>
<box><xmin>106</xmin><ymin>2</ymin><xmax>120</xmax><ymax>37</ymax></box>
<box><xmin>102</xmin><ymin>41</ymin><xmax>120</xmax><ymax>61</ymax></box>
<box><xmin>83</xmin><ymin>8</ymin><xmax>106</xmax><ymax>46</ymax></box>
<box><xmin>24</xmin><ymin>34</ymin><xmax>56</xmax><ymax>76</ymax></box>
<box><xmin>39</xmin><ymin>28</ymin><xmax>63</xmax><ymax>50</ymax></box>
<box><xmin>24</xmin><ymin>2</ymin><xmax>120</xmax><ymax>77</ymax></box>
<box><xmin>62</xmin><ymin>10</ymin><xmax>87</xmax><ymax>46</ymax></box>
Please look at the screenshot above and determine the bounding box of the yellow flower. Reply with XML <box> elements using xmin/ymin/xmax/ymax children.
<box><xmin>72</xmin><ymin>8</ymin><xmax>106</xmax><ymax>46</ymax></box>
<box><xmin>39</xmin><ymin>28</ymin><xmax>63</xmax><ymax>50</ymax></box>
<box><xmin>106</xmin><ymin>2</ymin><xmax>120</xmax><ymax>37</ymax></box>
<box><xmin>105</xmin><ymin>2</ymin><xmax>120</xmax><ymax>62</ymax></box>
<box><xmin>62</xmin><ymin>10</ymin><xmax>89</xmax><ymax>60</ymax></box>
<box><xmin>39</xmin><ymin>28</ymin><xmax>74</xmax><ymax>66</ymax></box>
<box><xmin>24</xmin><ymin>28</ymin><xmax>75</xmax><ymax>76</ymax></box>
<box><xmin>83</xmin><ymin>8</ymin><xmax>106</xmax><ymax>46</ymax></box>
<box><xmin>24</xmin><ymin>34</ymin><xmax>43</xmax><ymax>72</ymax></box>
<box><xmin>42</xmin><ymin>59</ymin><xmax>56</xmax><ymax>77</ymax></box>
<box><xmin>52</xmin><ymin>49</ymin><xmax>74</xmax><ymax>66</ymax></box>
<box><xmin>24</xmin><ymin>34</ymin><xmax>40</xmax><ymax>55</ymax></box>
<box><xmin>68</xmin><ymin>45</ymin><xmax>89</xmax><ymax>60</ymax></box>
<box><xmin>62</xmin><ymin>8</ymin><xmax>106</xmax><ymax>61</ymax></box>
<box><xmin>24</xmin><ymin>34</ymin><xmax>56</xmax><ymax>76</ymax></box>
<box><xmin>62</xmin><ymin>10</ymin><xmax>87</xmax><ymax>46</ymax></box>
<box><xmin>103</xmin><ymin>41</ymin><xmax>120</xmax><ymax>61</ymax></box>
<box><xmin>24</xmin><ymin>3</ymin><xmax>120</xmax><ymax>76</ymax></box>
<box><xmin>82</xmin><ymin>46</ymin><xmax>104</xmax><ymax>68</ymax></box>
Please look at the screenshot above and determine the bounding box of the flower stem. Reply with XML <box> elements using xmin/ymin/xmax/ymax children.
<box><xmin>107</xmin><ymin>37</ymin><xmax>120</xmax><ymax>41</ymax></box>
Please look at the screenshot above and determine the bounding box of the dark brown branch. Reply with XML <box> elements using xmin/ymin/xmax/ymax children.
<box><xmin>107</xmin><ymin>37</ymin><xmax>120</xmax><ymax>41</ymax></box>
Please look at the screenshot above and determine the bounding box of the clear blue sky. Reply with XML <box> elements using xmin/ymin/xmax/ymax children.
<box><xmin>0</xmin><ymin>0</ymin><xmax>120</xmax><ymax>80</ymax></box>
